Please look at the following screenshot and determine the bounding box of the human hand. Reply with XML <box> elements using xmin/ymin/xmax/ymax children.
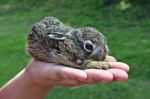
<box><xmin>25</xmin><ymin>55</ymin><xmax>129</xmax><ymax>87</ymax></box>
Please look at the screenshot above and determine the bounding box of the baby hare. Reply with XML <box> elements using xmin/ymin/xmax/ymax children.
<box><xmin>27</xmin><ymin>17</ymin><xmax>111</xmax><ymax>69</ymax></box>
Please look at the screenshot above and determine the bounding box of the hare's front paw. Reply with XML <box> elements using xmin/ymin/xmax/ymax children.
<box><xmin>85</xmin><ymin>60</ymin><xmax>111</xmax><ymax>69</ymax></box>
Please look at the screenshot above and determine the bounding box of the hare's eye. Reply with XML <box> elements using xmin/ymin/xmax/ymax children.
<box><xmin>83</xmin><ymin>40</ymin><xmax>95</xmax><ymax>52</ymax></box>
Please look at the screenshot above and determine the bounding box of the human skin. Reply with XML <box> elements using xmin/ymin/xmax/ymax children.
<box><xmin>0</xmin><ymin>56</ymin><xmax>129</xmax><ymax>99</ymax></box>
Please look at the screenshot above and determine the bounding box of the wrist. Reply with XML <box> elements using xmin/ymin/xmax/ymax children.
<box><xmin>0</xmin><ymin>69</ymin><xmax>53</xmax><ymax>99</ymax></box>
<box><xmin>24</xmin><ymin>68</ymin><xmax>53</xmax><ymax>90</ymax></box>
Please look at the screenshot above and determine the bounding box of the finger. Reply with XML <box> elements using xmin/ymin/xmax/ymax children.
<box><xmin>58</xmin><ymin>66</ymin><xmax>87</xmax><ymax>81</ymax></box>
<box><xmin>105</xmin><ymin>55</ymin><xmax>117</xmax><ymax>62</ymax></box>
<box><xmin>107</xmin><ymin>69</ymin><xmax>128</xmax><ymax>81</ymax></box>
<box><xmin>110</xmin><ymin>62</ymin><xmax>130</xmax><ymax>72</ymax></box>
<box><xmin>84</xmin><ymin>69</ymin><xmax>113</xmax><ymax>84</ymax></box>
<box><xmin>42</xmin><ymin>63</ymin><xmax>87</xmax><ymax>81</ymax></box>
<box><xmin>56</xmin><ymin>79</ymin><xmax>84</xmax><ymax>86</ymax></box>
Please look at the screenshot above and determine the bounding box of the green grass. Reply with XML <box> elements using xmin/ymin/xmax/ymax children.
<box><xmin>0</xmin><ymin>0</ymin><xmax>150</xmax><ymax>99</ymax></box>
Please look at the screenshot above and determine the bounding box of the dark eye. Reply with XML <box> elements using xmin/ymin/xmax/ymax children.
<box><xmin>83</xmin><ymin>40</ymin><xmax>95</xmax><ymax>52</ymax></box>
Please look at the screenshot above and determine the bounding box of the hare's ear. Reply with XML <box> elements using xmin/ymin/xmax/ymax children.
<box><xmin>48</xmin><ymin>32</ymin><xmax>66</xmax><ymax>40</ymax></box>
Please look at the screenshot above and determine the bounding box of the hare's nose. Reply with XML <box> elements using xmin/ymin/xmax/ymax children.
<box><xmin>91</xmin><ymin>46</ymin><xmax>103</xmax><ymax>56</ymax></box>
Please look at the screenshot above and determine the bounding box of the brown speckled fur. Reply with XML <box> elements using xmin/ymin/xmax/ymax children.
<box><xmin>27</xmin><ymin>16</ymin><xmax>111</xmax><ymax>69</ymax></box>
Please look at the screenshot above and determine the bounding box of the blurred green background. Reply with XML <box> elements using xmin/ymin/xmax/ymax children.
<box><xmin>0</xmin><ymin>0</ymin><xmax>150</xmax><ymax>99</ymax></box>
